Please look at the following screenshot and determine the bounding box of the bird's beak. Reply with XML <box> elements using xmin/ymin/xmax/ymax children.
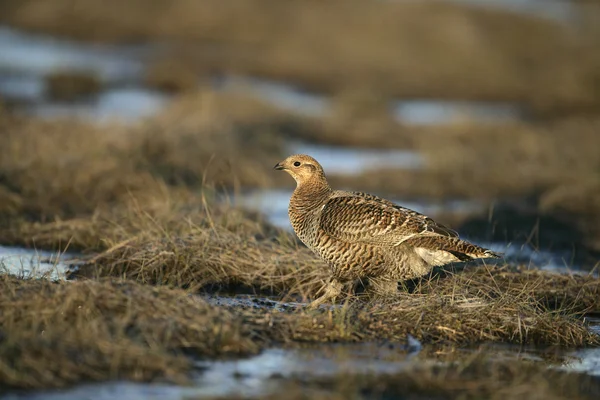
<box><xmin>273</xmin><ymin>162</ymin><xmax>285</xmax><ymax>170</ymax></box>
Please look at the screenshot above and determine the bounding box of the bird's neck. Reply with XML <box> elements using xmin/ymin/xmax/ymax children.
<box><xmin>291</xmin><ymin>176</ymin><xmax>332</xmax><ymax>212</ymax></box>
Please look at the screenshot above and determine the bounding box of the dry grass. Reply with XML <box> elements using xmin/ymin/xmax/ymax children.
<box><xmin>0</xmin><ymin>141</ymin><xmax>597</xmax><ymax>350</ymax></box>
<box><xmin>143</xmin><ymin>59</ymin><xmax>200</xmax><ymax>94</ymax></box>
<box><xmin>58</xmin><ymin>206</ymin><xmax>599</xmax><ymax>346</ymax></box>
<box><xmin>1</xmin><ymin>267</ymin><xmax>598</xmax><ymax>390</ymax></box>
<box><xmin>329</xmin><ymin>117</ymin><xmax>600</xmax><ymax>200</ymax></box>
<box><xmin>44</xmin><ymin>70</ymin><xmax>102</xmax><ymax>101</ymax></box>
<box><xmin>0</xmin><ymin>90</ymin><xmax>290</xmax><ymax>225</ymax></box>
<box><xmin>6</xmin><ymin>188</ymin><xmax>595</xmax><ymax>349</ymax></box>
<box><xmin>0</xmin><ymin>276</ymin><xmax>262</xmax><ymax>390</ymax></box>
<box><xmin>1</xmin><ymin>0</ymin><xmax>599</xmax><ymax>112</ymax></box>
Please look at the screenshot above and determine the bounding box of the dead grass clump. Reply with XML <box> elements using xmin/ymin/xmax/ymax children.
<box><xmin>0</xmin><ymin>276</ymin><xmax>260</xmax><ymax>390</ymax></box>
<box><xmin>0</xmin><ymin>115</ymin><xmax>154</xmax><ymax>222</ymax></box>
<box><xmin>144</xmin><ymin>59</ymin><xmax>200</xmax><ymax>93</ymax></box>
<box><xmin>0</xmin><ymin>89</ymin><xmax>290</xmax><ymax>225</ymax></box>
<box><xmin>0</xmin><ymin>186</ymin><xmax>281</xmax><ymax>252</ymax></box>
<box><xmin>333</xmin><ymin>117</ymin><xmax>600</xmax><ymax>201</ymax></box>
<box><xmin>72</xmin><ymin>220</ymin><xmax>600</xmax><ymax>346</ymax></box>
<box><xmin>414</xmin><ymin>118</ymin><xmax>600</xmax><ymax>198</ymax></box>
<box><xmin>275</xmin><ymin>266</ymin><xmax>599</xmax><ymax>347</ymax></box>
<box><xmin>2</xmin><ymin>274</ymin><xmax>596</xmax><ymax>392</ymax></box>
<box><xmin>441</xmin><ymin>265</ymin><xmax>600</xmax><ymax>315</ymax></box>
<box><xmin>45</xmin><ymin>70</ymin><xmax>102</xmax><ymax>101</ymax></box>
<box><xmin>70</xmin><ymin>226</ymin><xmax>327</xmax><ymax>296</ymax></box>
<box><xmin>308</xmin><ymin>87</ymin><xmax>414</xmax><ymax>149</ymax></box>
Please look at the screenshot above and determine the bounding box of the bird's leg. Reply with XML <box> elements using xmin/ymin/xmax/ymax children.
<box><xmin>308</xmin><ymin>278</ymin><xmax>344</xmax><ymax>309</ymax></box>
<box><xmin>367</xmin><ymin>276</ymin><xmax>399</xmax><ymax>299</ymax></box>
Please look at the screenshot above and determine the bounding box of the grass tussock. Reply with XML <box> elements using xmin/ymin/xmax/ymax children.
<box><xmin>330</xmin><ymin>117</ymin><xmax>600</xmax><ymax>201</ymax></box>
<box><xmin>1</xmin><ymin>0</ymin><xmax>599</xmax><ymax>112</ymax></box>
<box><xmin>44</xmin><ymin>70</ymin><xmax>102</xmax><ymax>101</ymax></box>
<box><xmin>0</xmin><ymin>276</ymin><xmax>261</xmax><ymax>390</ymax></box>
<box><xmin>0</xmin><ymin>90</ymin><xmax>290</xmax><ymax>225</ymax></box>
<box><xmin>1</xmin><ymin>269</ymin><xmax>598</xmax><ymax>390</ymax></box>
<box><xmin>68</xmin><ymin>214</ymin><xmax>600</xmax><ymax>346</ymax></box>
<box><xmin>2</xmin><ymin>183</ymin><xmax>598</xmax><ymax>348</ymax></box>
<box><xmin>143</xmin><ymin>58</ymin><xmax>200</xmax><ymax>94</ymax></box>
<box><xmin>273</xmin><ymin>267</ymin><xmax>600</xmax><ymax>347</ymax></box>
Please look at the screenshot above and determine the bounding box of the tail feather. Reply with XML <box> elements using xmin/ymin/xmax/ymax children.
<box><xmin>481</xmin><ymin>249</ymin><xmax>502</xmax><ymax>259</ymax></box>
<box><xmin>406</xmin><ymin>235</ymin><xmax>502</xmax><ymax>266</ymax></box>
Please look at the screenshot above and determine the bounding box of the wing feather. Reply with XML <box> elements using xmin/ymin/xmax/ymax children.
<box><xmin>319</xmin><ymin>192</ymin><xmax>458</xmax><ymax>245</ymax></box>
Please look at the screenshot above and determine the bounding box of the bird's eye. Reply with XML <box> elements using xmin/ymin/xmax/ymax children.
<box><xmin>293</xmin><ymin>161</ymin><xmax>301</xmax><ymax>167</ymax></box>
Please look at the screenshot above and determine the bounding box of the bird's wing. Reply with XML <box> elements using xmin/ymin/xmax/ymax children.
<box><xmin>319</xmin><ymin>193</ymin><xmax>458</xmax><ymax>246</ymax></box>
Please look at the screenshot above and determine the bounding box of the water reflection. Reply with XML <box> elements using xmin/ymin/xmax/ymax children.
<box><xmin>0</xmin><ymin>26</ymin><xmax>148</xmax><ymax>82</ymax></box>
<box><xmin>288</xmin><ymin>141</ymin><xmax>424</xmax><ymax>173</ymax></box>
<box><xmin>394</xmin><ymin>100</ymin><xmax>525</xmax><ymax>125</ymax></box>
<box><xmin>0</xmin><ymin>73</ymin><xmax>44</xmax><ymax>101</ymax></box>
<box><xmin>0</xmin><ymin>245</ymin><xmax>75</xmax><ymax>280</ymax></box>
<box><xmin>451</xmin><ymin>0</ymin><xmax>576</xmax><ymax>22</ymax></box>
<box><xmin>5</xmin><ymin>342</ymin><xmax>599</xmax><ymax>400</ymax></box>
<box><xmin>215</xmin><ymin>75</ymin><xmax>328</xmax><ymax>117</ymax></box>
<box><xmin>0</xmin><ymin>26</ymin><xmax>529</xmax><ymax>127</ymax></box>
<box><xmin>25</xmin><ymin>87</ymin><xmax>169</xmax><ymax>123</ymax></box>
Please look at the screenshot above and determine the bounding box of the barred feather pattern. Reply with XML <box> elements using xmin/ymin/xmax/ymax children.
<box><xmin>276</xmin><ymin>154</ymin><xmax>501</xmax><ymax>299</ymax></box>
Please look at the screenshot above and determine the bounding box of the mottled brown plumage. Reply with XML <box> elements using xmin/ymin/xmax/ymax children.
<box><xmin>274</xmin><ymin>154</ymin><xmax>501</xmax><ymax>307</ymax></box>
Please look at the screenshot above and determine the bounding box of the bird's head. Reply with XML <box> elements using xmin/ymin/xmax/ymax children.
<box><xmin>273</xmin><ymin>154</ymin><xmax>326</xmax><ymax>186</ymax></box>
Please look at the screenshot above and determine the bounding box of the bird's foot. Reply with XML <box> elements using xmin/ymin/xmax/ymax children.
<box><xmin>307</xmin><ymin>278</ymin><xmax>344</xmax><ymax>310</ymax></box>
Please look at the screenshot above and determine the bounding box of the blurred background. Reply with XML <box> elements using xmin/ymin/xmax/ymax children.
<box><xmin>0</xmin><ymin>0</ymin><xmax>599</xmax><ymax>269</ymax></box>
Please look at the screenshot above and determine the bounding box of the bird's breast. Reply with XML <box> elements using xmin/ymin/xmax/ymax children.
<box><xmin>288</xmin><ymin>206</ymin><xmax>318</xmax><ymax>246</ymax></box>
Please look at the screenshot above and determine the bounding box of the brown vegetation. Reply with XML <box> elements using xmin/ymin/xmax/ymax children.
<box><xmin>1</xmin><ymin>264</ymin><xmax>599</xmax><ymax>390</ymax></box>
<box><xmin>0</xmin><ymin>276</ymin><xmax>264</xmax><ymax>390</ymax></box>
<box><xmin>68</xmin><ymin>221</ymin><xmax>600</xmax><ymax>347</ymax></box>
<box><xmin>0</xmin><ymin>90</ymin><xmax>289</xmax><ymax>226</ymax></box>
<box><xmin>45</xmin><ymin>71</ymin><xmax>101</xmax><ymax>101</ymax></box>
<box><xmin>0</xmin><ymin>0</ymin><xmax>599</xmax><ymax>113</ymax></box>
<box><xmin>1</xmin><ymin>1</ymin><xmax>599</xmax><ymax>394</ymax></box>
<box><xmin>144</xmin><ymin>59</ymin><xmax>200</xmax><ymax>94</ymax></box>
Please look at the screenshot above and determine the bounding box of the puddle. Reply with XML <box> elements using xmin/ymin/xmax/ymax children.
<box><xmin>562</xmin><ymin>348</ymin><xmax>600</xmax><ymax>377</ymax></box>
<box><xmin>0</xmin><ymin>245</ymin><xmax>76</xmax><ymax>281</ymax></box>
<box><xmin>0</xmin><ymin>73</ymin><xmax>45</xmax><ymax>102</ymax></box>
<box><xmin>5</xmin><ymin>339</ymin><xmax>600</xmax><ymax>400</ymax></box>
<box><xmin>217</xmin><ymin>75</ymin><xmax>527</xmax><ymax>127</ymax></box>
<box><xmin>0</xmin><ymin>343</ymin><xmax>422</xmax><ymax>400</ymax></box>
<box><xmin>288</xmin><ymin>141</ymin><xmax>424</xmax><ymax>173</ymax></box>
<box><xmin>203</xmin><ymin>294</ymin><xmax>305</xmax><ymax>312</ymax></box>
<box><xmin>393</xmin><ymin>99</ymin><xmax>526</xmax><ymax>126</ymax></box>
<box><xmin>0</xmin><ymin>26</ymin><xmax>149</xmax><ymax>83</ymax></box>
<box><xmin>0</xmin><ymin>26</ymin><xmax>167</xmax><ymax>122</ymax></box>
<box><xmin>480</xmin><ymin>242</ymin><xmax>592</xmax><ymax>274</ymax></box>
<box><xmin>23</xmin><ymin>87</ymin><xmax>170</xmax><ymax>123</ymax></box>
<box><xmin>449</xmin><ymin>0</ymin><xmax>576</xmax><ymax>23</ymax></box>
<box><xmin>0</xmin><ymin>26</ymin><xmax>530</xmax><ymax>127</ymax></box>
<box><xmin>193</xmin><ymin>344</ymin><xmax>422</xmax><ymax>398</ymax></box>
<box><xmin>215</xmin><ymin>75</ymin><xmax>328</xmax><ymax>117</ymax></box>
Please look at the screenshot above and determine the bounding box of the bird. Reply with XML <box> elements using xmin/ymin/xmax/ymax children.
<box><xmin>274</xmin><ymin>154</ymin><xmax>501</xmax><ymax>308</ymax></box>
